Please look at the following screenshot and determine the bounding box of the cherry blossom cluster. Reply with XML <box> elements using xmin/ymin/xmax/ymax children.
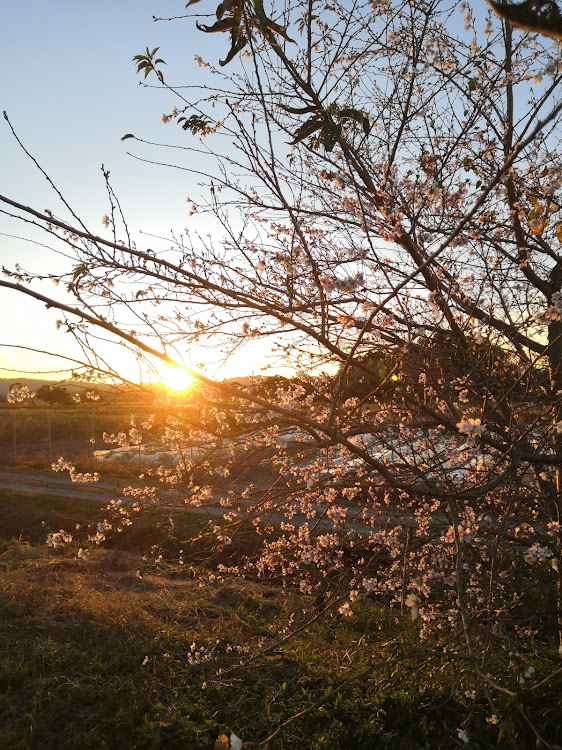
<box><xmin>46</xmin><ymin>529</ymin><xmax>73</xmax><ymax>548</ymax></box>
<box><xmin>7</xmin><ymin>385</ymin><xmax>36</xmax><ymax>403</ymax></box>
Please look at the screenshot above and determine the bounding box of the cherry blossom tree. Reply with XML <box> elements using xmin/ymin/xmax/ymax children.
<box><xmin>2</xmin><ymin>0</ymin><xmax>562</xmax><ymax>744</ymax></box>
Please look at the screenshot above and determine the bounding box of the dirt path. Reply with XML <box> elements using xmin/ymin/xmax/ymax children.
<box><xmin>0</xmin><ymin>469</ymin><xmax>121</xmax><ymax>503</ymax></box>
<box><xmin>0</xmin><ymin>469</ymin><xmax>432</xmax><ymax>535</ymax></box>
<box><xmin>0</xmin><ymin>469</ymin><xmax>242</xmax><ymax>529</ymax></box>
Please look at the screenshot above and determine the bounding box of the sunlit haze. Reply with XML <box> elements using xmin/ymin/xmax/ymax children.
<box><xmin>160</xmin><ymin>364</ymin><xmax>196</xmax><ymax>393</ymax></box>
<box><xmin>0</xmin><ymin>1</ymin><xmax>275</xmax><ymax>384</ymax></box>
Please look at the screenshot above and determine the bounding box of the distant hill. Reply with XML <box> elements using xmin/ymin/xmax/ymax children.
<box><xmin>0</xmin><ymin>378</ymin><xmax>62</xmax><ymax>398</ymax></box>
<box><xmin>0</xmin><ymin>378</ymin><xmax>116</xmax><ymax>399</ymax></box>
<box><xmin>224</xmin><ymin>375</ymin><xmax>265</xmax><ymax>387</ymax></box>
<box><xmin>0</xmin><ymin>374</ymin><xmax>280</xmax><ymax>401</ymax></box>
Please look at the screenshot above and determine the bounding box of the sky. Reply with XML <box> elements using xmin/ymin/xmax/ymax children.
<box><xmin>0</xmin><ymin>0</ymin><xmax>276</xmax><ymax>384</ymax></box>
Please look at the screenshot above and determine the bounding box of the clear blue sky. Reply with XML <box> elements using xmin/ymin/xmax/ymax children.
<box><xmin>0</xmin><ymin>0</ymin><xmax>271</xmax><ymax>382</ymax></box>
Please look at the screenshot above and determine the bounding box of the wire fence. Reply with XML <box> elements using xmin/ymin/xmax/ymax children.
<box><xmin>0</xmin><ymin>406</ymin><xmax>153</xmax><ymax>463</ymax></box>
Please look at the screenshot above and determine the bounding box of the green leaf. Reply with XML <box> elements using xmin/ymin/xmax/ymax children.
<box><xmin>72</xmin><ymin>264</ymin><xmax>88</xmax><ymax>281</ymax></box>
<box><xmin>338</xmin><ymin>107</ymin><xmax>365</xmax><ymax>121</ymax></box>
<box><xmin>196</xmin><ymin>18</ymin><xmax>239</xmax><ymax>33</ymax></box>
<box><xmin>253</xmin><ymin>0</ymin><xmax>295</xmax><ymax>42</ymax></box>
<box><xmin>177</xmin><ymin>114</ymin><xmax>212</xmax><ymax>134</ymax></box>
<box><xmin>291</xmin><ymin>117</ymin><xmax>323</xmax><ymax>144</ymax></box>
<box><xmin>334</xmin><ymin>107</ymin><xmax>371</xmax><ymax>135</ymax></box>
<box><xmin>321</xmin><ymin>122</ymin><xmax>341</xmax><ymax>151</ymax></box>
<box><xmin>264</xmin><ymin>19</ymin><xmax>295</xmax><ymax>43</ymax></box>
<box><xmin>280</xmin><ymin>104</ymin><xmax>317</xmax><ymax>115</ymax></box>
<box><xmin>254</xmin><ymin>0</ymin><xmax>270</xmax><ymax>29</ymax></box>
<box><xmin>219</xmin><ymin>35</ymin><xmax>247</xmax><ymax>66</ymax></box>
<box><xmin>216</xmin><ymin>0</ymin><xmax>239</xmax><ymax>20</ymax></box>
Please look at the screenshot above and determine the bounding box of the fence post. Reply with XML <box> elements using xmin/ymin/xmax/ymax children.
<box><xmin>48</xmin><ymin>410</ymin><xmax>52</xmax><ymax>464</ymax></box>
<box><xmin>12</xmin><ymin>409</ymin><xmax>17</xmax><ymax>463</ymax></box>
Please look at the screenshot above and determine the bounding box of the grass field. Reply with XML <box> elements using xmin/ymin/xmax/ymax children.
<box><xmin>1</xmin><ymin>489</ymin><xmax>561</xmax><ymax>749</ymax></box>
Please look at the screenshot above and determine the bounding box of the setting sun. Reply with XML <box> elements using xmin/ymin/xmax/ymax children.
<box><xmin>161</xmin><ymin>364</ymin><xmax>196</xmax><ymax>393</ymax></box>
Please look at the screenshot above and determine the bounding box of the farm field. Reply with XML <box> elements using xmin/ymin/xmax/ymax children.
<box><xmin>1</xmin><ymin>489</ymin><xmax>561</xmax><ymax>749</ymax></box>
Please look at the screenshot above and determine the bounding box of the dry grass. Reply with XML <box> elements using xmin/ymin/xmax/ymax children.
<box><xmin>1</xmin><ymin>490</ymin><xmax>561</xmax><ymax>749</ymax></box>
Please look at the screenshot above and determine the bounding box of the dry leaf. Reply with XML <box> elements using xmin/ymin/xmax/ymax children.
<box><xmin>214</xmin><ymin>734</ymin><xmax>230</xmax><ymax>750</ymax></box>
<box><xmin>487</xmin><ymin>0</ymin><xmax>562</xmax><ymax>40</ymax></box>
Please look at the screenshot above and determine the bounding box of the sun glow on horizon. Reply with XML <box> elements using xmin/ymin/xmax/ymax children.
<box><xmin>161</xmin><ymin>364</ymin><xmax>196</xmax><ymax>393</ymax></box>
